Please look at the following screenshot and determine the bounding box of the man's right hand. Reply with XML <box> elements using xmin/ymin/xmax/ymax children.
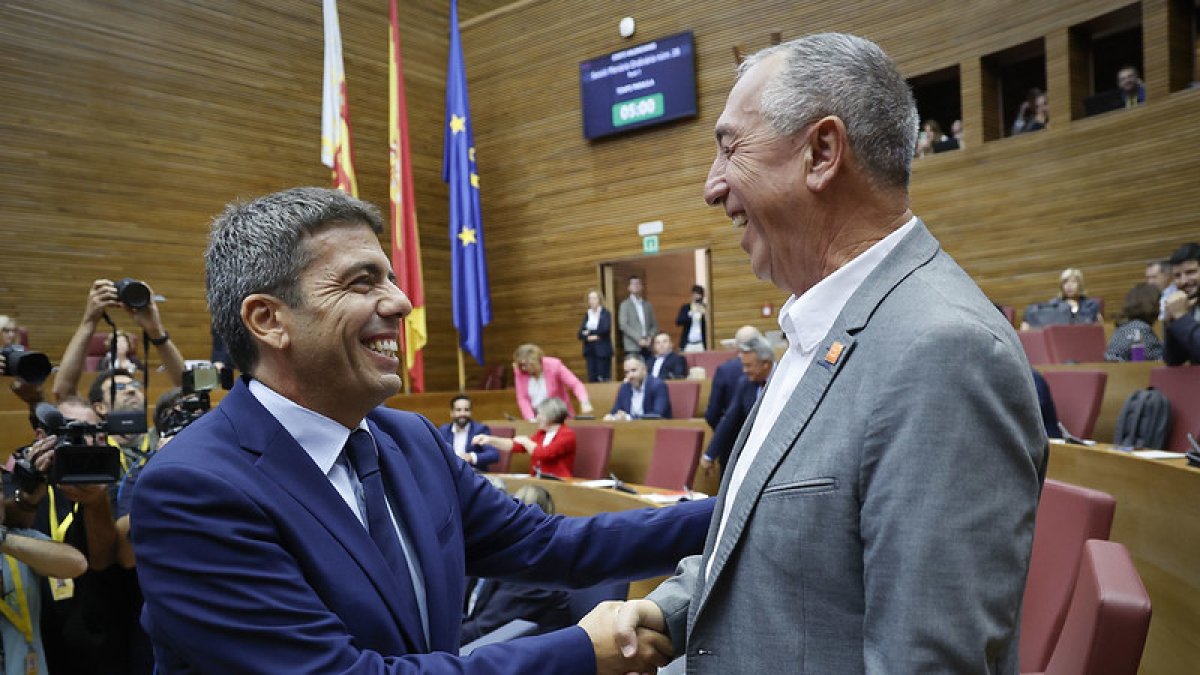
<box><xmin>699</xmin><ymin>455</ymin><xmax>716</xmax><ymax>477</ymax></box>
<box><xmin>85</xmin><ymin>279</ymin><xmax>121</xmax><ymax>324</ymax></box>
<box><xmin>1164</xmin><ymin>290</ymin><xmax>1191</xmax><ymax>321</ymax></box>
<box><xmin>580</xmin><ymin>600</ymin><xmax>672</xmax><ymax>675</ymax></box>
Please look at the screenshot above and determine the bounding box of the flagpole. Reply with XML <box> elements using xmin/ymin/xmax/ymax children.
<box><xmin>457</xmin><ymin>347</ymin><xmax>467</xmax><ymax>392</ymax></box>
<box><xmin>400</xmin><ymin>342</ymin><xmax>411</xmax><ymax>395</ymax></box>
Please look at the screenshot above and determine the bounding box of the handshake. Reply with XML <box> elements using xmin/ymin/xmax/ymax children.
<box><xmin>579</xmin><ymin>598</ymin><xmax>673</xmax><ymax>675</ymax></box>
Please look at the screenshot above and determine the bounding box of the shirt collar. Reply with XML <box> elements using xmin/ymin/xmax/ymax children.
<box><xmin>780</xmin><ymin>216</ymin><xmax>918</xmax><ymax>353</ymax></box>
<box><xmin>248</xmin><ymin>378</ymin><xmax>369</xmax><ymax>475</ymax></box>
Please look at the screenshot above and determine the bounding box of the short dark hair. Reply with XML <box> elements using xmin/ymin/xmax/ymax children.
<box><xmin>1146</xmin><ymin>259</ymin><xmax>1169</xmax><ymax>274</ymax></box>
<box><xmin>691</xmin><ymin>285</ymin><xmax>705</xmax><ymax>297</ymax></box>
<box><xmin>623</xmin><ymin>354</ymin><xmax>646</xmax><ymax>366</ymax></box>
<box><xmin>1118</xmin><ymin>283</ymin><xmax>1161</xmax><ymax>327</ymax></box>
<box><xmin>154</xmin><ymin>387</ymin><xmax>185</xmax><ymax>430</ymax></box>
<box><xmin>450</xmin><ymin>394</ymin><xmax>471</xmax><ymax>408</ymax></box>
<box><xmin>1168</xmin><ymin>242</ymin><xmax>1200</xmax><ymax>267</ymax></box>
<box><xmin>88</xmin><ymin>368</ymin><xmax>135</xmax><ymax>405</ymax></box>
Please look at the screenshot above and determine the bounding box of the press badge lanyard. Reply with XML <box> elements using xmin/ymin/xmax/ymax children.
<box><xmin>107</xmin><ymin>434</ymin><xmax>150</xmax><ymax>473</ymax></box>
<box><xmin>47</xmin><ymin>489</ymin><xmax>78</xmax><ymax>542</ymax></box>
<box><xmin>1</xmin><ymin>554</ymin><xmax>41</xmax><ymax>675</ymax></box>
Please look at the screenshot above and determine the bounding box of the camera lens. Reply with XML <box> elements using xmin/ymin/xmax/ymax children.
<box><xmin>0</xmin><ymin>345</ymin><xmax>52</xmax><ymax>384</ymax></box>
<box><xmin>115</xmin><ymin>278</ymin><xmax>151</xmax><ymax>309</ymax></box>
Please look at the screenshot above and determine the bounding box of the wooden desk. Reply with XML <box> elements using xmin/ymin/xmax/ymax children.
<box><xmin>1046</xmin><ymin>441</ymin><xmax>1199</xmax><ymax>675</ymax></box>
<box><xmin>483</xmin><ymin>419</ymin><xmax>720</xmax><ymax>497</ymax></box>
<box><xmin>494</xmin><ymin>475</ymin><xmax>701</xmax><ymax>600</ymax></box>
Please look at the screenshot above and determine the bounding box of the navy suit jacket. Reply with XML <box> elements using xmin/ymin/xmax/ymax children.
<box><xmin>704</xmin><ymin>378</ymin><xmax>762</xmax><ymax>470</ymax></box>
<box><xmin>610</xmin><ymin>376</ymin><xmax>672</xmax><ymax>419</ymax></box>
<box><xmin>131</xmin><ymin>379</ymin><xmax>713</xmax><ymax>673</ymax></box>
<box><xmin>648</xmin><ymin>352</ymin><xmax>687</xmax><ymax>380</ymax></box>
<box><xmin>578</xmin><ymin>309</ymin><xmax>613</xmax><ymax>359</ymax></box>
<box><xmin>438</xmin><ymin>420</ymin><xmax>498</xmax><ymax>471</ymax></box>
<box><xmin>704</xmin><ymin>356</ymin><xmax>745</xmax><ymax>430</ymax></box>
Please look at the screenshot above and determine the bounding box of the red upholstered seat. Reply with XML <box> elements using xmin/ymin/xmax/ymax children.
<box><xmin>486</xmin><ymin>425</ymin><xmax>515</xmax><ymax>473</ymax></box>
<box><xmin>1019</xmin><ymin>330</ymin><xmax>1053</xmax><ymax>366</ymax></box>
<box><xmin>1043</xmin><ymin>324</ymin><xmax>1106</xmax><ymax>364</ymax></box>
<box><xmin>665</xmin><ymin>380</ymin><xmax>701</xmax><ymax>419</ymax></box>
<box><xmin>684</xmin><ymin>350</ymin><xmax>735</xmax><ymax>378</ymax></box>
<box><xmin>1019</xmin><ymin>479</ymin><xmax>1116</xmax><ymax>674</ymax></box>
<box><xmin>1037</xmin><ymin>540</ymin><xmax>1151</xmax><ymax>675</ymax></box>
<box><xmin>642</xmin><ymin>427</ymin><xmax>704</xmax><ymax>490</ymax></box>
<box><xmin>1149</xmin><ymin>365</ymin><xmax>1200</xmax><ymax>452</ymax></box>
<box><xmin>1040</xmin><ymin>370</ymin><xmax>1107</xmax><ymax>439</ymax></box>
<box><xmin>571</xmin><ymin>425</ymin><xmax>613</xmax><ymax>479</ymax></box>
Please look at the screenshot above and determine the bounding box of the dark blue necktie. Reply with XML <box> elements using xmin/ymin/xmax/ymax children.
<box><xmin>344</xmin><ymin>430</ymin><xmax>418</xmax><ymax>601</ymax></box>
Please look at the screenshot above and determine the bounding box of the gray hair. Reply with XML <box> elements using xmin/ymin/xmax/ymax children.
<box><xmin>536</xmin><ymin>396</ymin><xmax>570</xmax><ymax>424</ymax></box>
<box><xmin>205</xmin><ymin>187</ymin><xmax>383</xmax><ymax>373</ymax></box>
<box><xmin>739</xmin><ymin>33</ymin><xmax>918</xmax><ymax>190</ymax></box>
<box><xmin>738</xmin><ymin>336</ymin><xmax>776</xmax><ymax>363</ymax></box>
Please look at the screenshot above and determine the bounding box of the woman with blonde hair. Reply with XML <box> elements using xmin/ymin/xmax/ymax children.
<box><xmin>511</xmin><ymin>343</ymin><xmax>593</xmax><ymax>422</ymax></box>
<box><xmin>577</xmin><ymin>289</ymin><xmax>612</xmax><ymax>382</ymax></box>
<box><xmin>1021</xmin><ymin>268</ymin><xmax>1103</xmax><ymax>329</ymax></box>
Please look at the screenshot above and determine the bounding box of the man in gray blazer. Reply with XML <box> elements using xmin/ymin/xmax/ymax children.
<box><xmin>618</xmin><ymin>276</ymin><xmax>657</xmax><ymax>359</ymax></box>
<box><xmin>612</xmin><ymin>33</ymin><xmax>1047</xmax><ymax>673</ymax></box>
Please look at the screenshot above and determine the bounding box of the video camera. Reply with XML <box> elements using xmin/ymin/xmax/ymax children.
<box><xmin>157</xmin><ymin>364</ymin><xmax>217</xmax><ymax>439</ymax></box>
<box><xmin>11</xmin><ymin>402</ymin><xmax>143</xmax><ymax>488</ymax></box>
<box><xmin>0</xmin><ymin>344</ymin><xmax>52</xmax><ymax>384</ymax></box>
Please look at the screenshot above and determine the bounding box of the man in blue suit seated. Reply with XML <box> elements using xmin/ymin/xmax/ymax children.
<box><xmin>646</xmin><ymin>332</ymin><xmax>688</xmax><ymax>380</ymax></box>
<box><xmin>130</xmin><ymin>187</ymin><xmax>714</xmax><ymax>674</ymax></box>
<box><xmin>438</xmin><ymin>394</ymin><xmax>498</xmax><ymax>471</ymax></box>
<box><xmin>604</xmin><ymin>355</ymin><xmax>672</xmax><ymax>420</ymax></box>
<box><xmin>703</xmin><ymin>325</ymin><xmax>761</xmax><ymax>430</ymax></box>
<box><xmin>699</xmin><ymin>336</ymin><xmax>775</xmax><ymax>477</ymax></box>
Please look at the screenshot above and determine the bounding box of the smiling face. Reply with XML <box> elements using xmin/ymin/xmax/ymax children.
<box><xmin>1176</xmin><ymin>259</ymin><xmax>1200</xmax><ymax>299</ymax></box>
<box><xmin>277</xmin><ymin>223</ymin><xmax>410</xmax><ymax>424</ymax></box>
<box><xmin>704</xmin><ymin>55</ymin><xmax>814</xmax><ymax>293</ymax></box>
<box><xmin>451</xmin><ymin>398</ymin><xmax>472</xmax><ymax>428</ymax></box>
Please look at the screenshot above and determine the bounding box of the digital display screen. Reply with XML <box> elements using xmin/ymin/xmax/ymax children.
<box><xmin>579</xmin><ymin>31</ymin><xmax>698</xmax><ymax>140</ymax></box>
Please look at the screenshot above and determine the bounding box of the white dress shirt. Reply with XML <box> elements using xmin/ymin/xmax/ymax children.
<box><xmin>707</xmin><ymin>217</ymin><xmax>918</xmax><ymax>580</ymax></box>
<box><xmin>527</xmin><ymin>375</ymin><xmax>548</xmax><ymax>410</ymax></box>
<box><xmin>586</xmin><ymin>307</ymin><xmax>601</xmax><ymax>331</ymax></box>
<box><xmin>248</xmin><ymin>379</ymin><xmax>430</xmax><ymax>644</ymax></box>
<box><xmin>630</xmin><ymin>382</ymin><xmax>646</xmax><ymax>417</ymax></box>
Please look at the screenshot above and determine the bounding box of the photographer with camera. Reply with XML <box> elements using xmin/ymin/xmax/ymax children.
<box><xmin>13</xmin><ymin>397</ymin><xmax>140</xmax><ymax>674</ymax></box>
<box><xmin>52</xmin><ymin>278</ymin><xmax>186</xmax><ymax>406</ymax></box>
<box><xmin>1</xmin><ymin>313</ymin><xmax>53</xmax><ymax>408</ymax></box>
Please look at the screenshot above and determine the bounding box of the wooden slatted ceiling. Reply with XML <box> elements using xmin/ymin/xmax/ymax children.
<box><xmin>0</xmin><ymin>0</ymin><xmax>1196</xmax><ymax>396</ymax></box>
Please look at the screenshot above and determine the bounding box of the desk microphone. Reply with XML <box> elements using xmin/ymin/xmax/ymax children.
<box><xmin>1186</xmin><ymin>433</ymin><xmax>1200</xmax><ymax>468</ymax></box>
<box><xmin>609</xmin><ymin>472</ymin><xmax>637</xmax><ymax>494</ymax></box>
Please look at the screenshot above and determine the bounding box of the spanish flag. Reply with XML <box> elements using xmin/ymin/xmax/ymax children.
<box><xmin>320</xmin><ymin>0</ymin><xmax>358</xmax><ymax>196</ymax></box>
<box><xmin>390</xmin><ymin>0</ymin><xmax>426</xmax><ymax>392</ymax></box>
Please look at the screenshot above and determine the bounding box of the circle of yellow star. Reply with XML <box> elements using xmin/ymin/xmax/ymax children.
<box><xmin>457</xmin><ymin>227</ymin><xmax>477</xmax><ymax>246</ymax></box>
<box><xmin>449</xmin><ymin>114</ymin><xmax>466</xmax><ymax>134</ymax></box>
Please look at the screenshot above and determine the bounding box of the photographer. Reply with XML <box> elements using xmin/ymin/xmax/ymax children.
<box><xmin>0</xmin><ymin>467</ymin><xmax>88</xmax><ymax>675</ymax></box>
<box><xmin>20</xmin><ymin>397</ymin><xmax>138</xmax><ymax>675</ymax></box>
<box><xmin>52</xmin><ymin>278</ymin><xmax>186</xmax><ymax>404</ymax></box>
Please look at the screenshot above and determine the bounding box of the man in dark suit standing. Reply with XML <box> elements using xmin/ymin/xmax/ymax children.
<box><xmin>131</xmin><ymin>187</ymin><xmax>713</xmax><ymax>674</ymax></box>
<box><xmin>703</xmin><ymin>325</ymin><xmax>761</xmax><ymax>430</ymax></box>
<box><xmin>647</xmin><ymin>332</ymin><xmax>688</xmax><ymax>380</ymax></box>
<box><xmin>604</xmin><ymin>355</ymin><xmax>672</xmax><ymax>420</ymax></box>
<box><xmin>437</xmin><ymin>394</ymin><xmax>498</xmax><ymax>471</ymax></box>
<box><xmin>699</xmin><ymin>336</ymin><xmax>774</xmax><ymax>477</ymax></box>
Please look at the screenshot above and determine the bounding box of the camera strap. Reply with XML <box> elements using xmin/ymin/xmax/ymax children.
<box><xmin>0</xmin><ymin>555</ymin><xmax>34</xmax><ymax>645</ymax></box>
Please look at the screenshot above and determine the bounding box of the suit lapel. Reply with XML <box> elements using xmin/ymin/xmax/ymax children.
<box><xmin>370</xmin><ymin>420</ymin><xmax>447</xmax><ymax>653</ymax></box>
<box><xmin>690</xmin><ymin>220</ymin><xmax>942</xmax><ymax>624</ymax></box>
<box><xmin>223</xmin><ymin>384</ymin><xmax>427</xmax><ymax>652</ymax></box>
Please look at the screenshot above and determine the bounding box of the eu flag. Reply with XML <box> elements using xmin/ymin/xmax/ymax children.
<box><xmin>443</xmin><ymin>0</ymin><xmax>491</xmax><ymax>365</ymax></box>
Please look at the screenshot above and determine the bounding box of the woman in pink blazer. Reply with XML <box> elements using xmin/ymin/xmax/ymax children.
<box><xmin>511</xmin><ymin>343</ymin><xmax>594</xmax><ymax>422</ymax></box>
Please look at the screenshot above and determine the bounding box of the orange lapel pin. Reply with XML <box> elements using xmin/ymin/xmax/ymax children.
<box><xmin>823</xmin><ymin>341</ymin><xmax>845</xmax><ymax>365</ymax></box>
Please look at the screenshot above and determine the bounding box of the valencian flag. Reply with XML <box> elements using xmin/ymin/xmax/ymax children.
<box><xmin>443</xmin><ymin>0</ymin><xmax>491</xmax><ymax>365</ymax></box>
<box><xmin>389</xmin><ymin>0</ymin><xmax>426</xmax><ymax>392</ymax></box>
<box><xmin>320</xmin><ymin>0</ymin><xmax>358</xmax><ymax>195</ymax></box>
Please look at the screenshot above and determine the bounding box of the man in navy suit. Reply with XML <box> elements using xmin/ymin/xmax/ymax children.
<box><xmin>130</xmin><ymin>188</ymin><xmax>713</xmax><ymax>674</ymax></box>
<box><xmin>703</xmin><ymin>325</ymin><xmax>761</xmax><ymax>430</ymax></box>
<box><xmin>438</xmin><ymin>394</ymin><xmax>498</xmax><ymax>471</ymax></box>
<box><xmin>700</xmin><ymin>337</ymin><xmax>774</xmax><ymax>476</ymax></box>
<box><xmin>604</xmin><ymin>355</ymin><xmax>672</xmax><ymax>420</ymax></box>
<box><xmin>647</xmin><ymin>332</ymin><xmax>688</xmax><ymax>380</ymax></box>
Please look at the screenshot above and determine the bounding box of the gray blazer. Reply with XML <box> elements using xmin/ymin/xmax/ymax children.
<box><xmin>649</xmin><ymin>221</ymin><xmax>1047</xmax><ymax>674</ymax></box>
<box><xmin>618</xmin><ymin>296</ymin><xmax>657</xmax><ymax>353</ymax></box>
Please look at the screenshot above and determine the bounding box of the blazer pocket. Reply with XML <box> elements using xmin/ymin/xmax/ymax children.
<box><xmin>761</xmin><ymin>477</ymin><xmax>838</xmax><ymax>500</ymax></box>
<box><xmin>436</xmin><ymin>507</ymin><xmax>458</xmax><ymax>544</ymax></box>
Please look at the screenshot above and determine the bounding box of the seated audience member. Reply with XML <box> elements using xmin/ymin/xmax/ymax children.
<box><xmin>474</xmin><ymin>398</ymin><xmax>577</xmax><ymax>479</ymax></box>
<box><xmin>1021</xmin><ymin>267</ymin><xmax>1103</xmax><ymax>329</ymax></box>
<box><xmin>700</xmin><ymin>337</ymin><xmax>775</xmax><ymax>477</ymax></box>
<box><xmin>438</xmin><ymin>394</ymin><xmax>498</xmax><ymax>472</ymax></box>
<box><xmin>704</xmin><ymin>325</ymin><xmax>761</xmax><ymax>430</ymax></box>
<box><xmin>0</xmin><ymin>314</ymin><xmax>21</xmax><ymax>346</ymax></box>
<box><xmin>0</xmin><ymin>467</ymin><xmax>88</xmax><ymax>675</ymax></box>
<box><xmin>933</xmin><ymin>119</ymin><xmax>963</xmax><ymax>152</ymax></box>
<box><xmin>675</xmin><ymin>285</ymin><xmax>707</xmax><ymax>353</ymax></box>
<box><xmin>96</xmin><ymin>330</ymin><xmax>143</xmax><ymax>374</ymax></box>
<box><xmin>604</xmin><ymin>356</ymin><xmax>671</xmax><ymax>420</ymax></box>
<box><xmin>1105</xmin><ymin>283</ymin><xmax>1164</xmax><ymax>362</ymax></box>
<box><xmin>52</xmin><ymin>279</ymin><xmax>186</xmax><ymax>406</ymax></box>
<box><xmin>577</xmin><ymin>289</ymin><xmax>612</xmax><ymax>383</ymax></box>
<box><xmin>1145</xmin><ymin>258</ymin><xmax>1177</xmax><ymax>321</ymax></box>
<box><xmin>511</xmin><ymin>343</ymin><xmax>593</xmax><ymax>422</ymax></box>
<box><xmin>647</xmin><ymin>331</ymin><xmax>687</xmax><ymax>380</ymax></box>
<box><xmin>1163</xmin><ymin>242</ymin><xmax>1200</xmax><ymax>365</ymax></box>
<box><xmin>1011</xmin><ymin>88</ymin><xmax>1048</xmax><ymax>135</ymax></box>
<box><xmin>1086</xmin><ymin>65</ymin><xmax>1147</xmax><ymax>116</ymax></box>
<box><xmin>460</xmin><ymin>485</ymin><xmax>572</xmax><ymax>644</ymax></box>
